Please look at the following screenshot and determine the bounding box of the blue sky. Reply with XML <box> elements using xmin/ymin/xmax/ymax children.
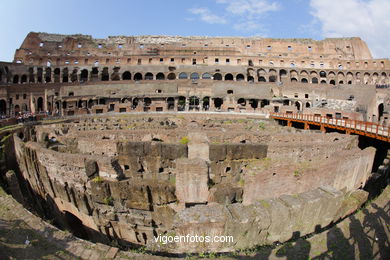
<box><xmin>0</xmin><ymin>0</ymin><xmax>389</xmax><ymax>61</ymax></box>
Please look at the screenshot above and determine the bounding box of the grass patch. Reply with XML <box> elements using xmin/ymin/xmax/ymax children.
<box><xmin>180</xmin><ymin>136</ymin><xmax>189</xmax><ymax>145</ymax></box>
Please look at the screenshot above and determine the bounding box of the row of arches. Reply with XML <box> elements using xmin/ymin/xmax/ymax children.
<box><xmin>3</xmin><ymin>66</ymin><xmax>390</xmax><ymax>85</ymax></box>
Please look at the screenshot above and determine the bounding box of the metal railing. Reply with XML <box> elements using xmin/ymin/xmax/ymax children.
<box><xmin>270</xmin><ymin>112</ymin><xmax>390</xmax><ymax>142</ymax></box>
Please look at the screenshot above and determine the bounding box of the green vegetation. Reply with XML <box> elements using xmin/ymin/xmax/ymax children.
<box><xmin>92</xmin><ymin>176</ymin><xmax>103</xmax><ymax>183</ymax></box>
<box><xmin>258</xmin><ymin>122</ymin><xmax>266</xmax><ymax>130</ymax></box>
<box><xmin>103</xmin><ymin>196</ymin><xmax>114</xmax><ymax>206</ymax></box>
<box><xmin>180</xmin><ymin>136</ymin><xmax>189</xmax><ymax>145</ymax></box>
<box><xmin>293</xmin><ymin>169</ymin><xmax>301</xmax><ymax>177</ymax></box>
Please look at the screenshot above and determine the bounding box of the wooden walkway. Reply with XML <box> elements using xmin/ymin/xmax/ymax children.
<box><xmin>270</xmin><ymin>112</ymin><xmax>390</xmax><ymax>142</ymax></box>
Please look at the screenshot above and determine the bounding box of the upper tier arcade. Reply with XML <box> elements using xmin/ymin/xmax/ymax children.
<box><xmin>13</xmin><ymin>32</ymin><xmax>387</xmax><ymax>71</ymax></box>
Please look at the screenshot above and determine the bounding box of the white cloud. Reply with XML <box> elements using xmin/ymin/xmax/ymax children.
<box><xmin>310</xmin><ymin>0</ymin><xmax>390</xmax><ymax>58</ymax></box>
<box><xmin>188</xmin><ymin>1</ymin><xmax>279</xmax><ymax>34</ymax></box>
<box><xmin>217</xmin><ymin>0</ymin><xmax>279</xmax><ymax>17</ymax></box>
<box><xmin>188</xmin><ymin>7</ymin><xmax>227</xmax><ymax>24</ymax></box>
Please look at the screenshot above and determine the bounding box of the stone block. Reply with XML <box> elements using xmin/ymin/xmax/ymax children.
<box><xmin>209</xmin><ymin>144</ymin><xmax>227</xmax><ymax>161</ymax></box>
<box><xmin>85</xmin><ymin>159</ymin><xmax>99</xmax><ymax>178</ymax></box>
<box><xmin>176</xmin><ymin>158</ymin><xmax>209</xmax><ymax>205</ymax></box>
<box><xmin>161</xmin><ymin>144</ymin><xmax>187</xmax><ymax>160</ymax></box>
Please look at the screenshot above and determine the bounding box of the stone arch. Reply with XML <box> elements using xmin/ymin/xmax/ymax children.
<box><xmin>0</xmin><ymin>99</ymin><xmax>6</xmax><ymax>115</ymax></box>
<box><xmin>167</xmin><ymin>97</ymin><xmax>175</xmax><ymax>110</ymax></box>
<box><xmin>237</xmin><ymin>98</ymin><xmax>246</xmax><ymax>106</ymax></box>
<box><xmin>21</xmin><ymin>74</ymin><xmax>27</xmax><ymax>83</ymax></box>
<box><xmin>22</xmin><ymin>103</ymin><xmax>28</xmax><ymax>112</ymax></box>
<box><xmin>305</xmin><ymin>102</ymin><xmax>311</xmax><ymax>108</ymax></box>
<box><xmin>214</xmin><ymin>98</ymin><xmax>223</xmax><ymax>109</ymax></box>
<box><xmin>269</xmin><ymin>69</ymin><xmax>277</xmax><ymax>82</ymax></box>
<box><xmin>247</xmin><ymin>76</ymin><xmax>254</xmax><ymax>82</ymax></box>
<box><xmin>258</xmin><ymin>76</ymin><xmax>267</xmax><ymax>82</ymax></box>
<box><xmin>37</xmin><ymin>68</ymin><xmax>43</xmax><ymax>83</ymax></box>
<box><xmin>167</xmin><ymin>73</ymin><xmax>176</xmax><ymax>80</ymax></box>
<box><xmin>101</xmin><ymin>67</ymin><xmax>109</xmax><ymax>81</ymax></box>
<box><xmin>203</xmin><ymin>96</ymin><xmax>210</xmax><ymax>110</ymax></box>
<box><xmin>13</xmin><ymin>75</ymin><xmax>19</xmax><ymax>84</ymax></box>
<box><xmin>62</xmin><ymin>68</ymin><xmax>69</xmax><ymax>83</ymax></box>
<box><xmin>301</xmin><ymin>78</ymin><xmax>308</xmax><ymax>83</ymax></box>
<box><xmin>71</xmin><ymin>68</ymin><xmax>78</xmax><ymax>82</ymax></box>
<box><xmin>202</xmin><ymin>72</ymin><xmax>212</xmax><ymax>79</ymax></box>
<box><xmin>320</xmin><ymin>80</ymin><xmax>327</xmax><ymax>84</ymax></box>
<box><xmin>134</xmin><ymin>73</ymin><xmax>143</xmax><ymax>81</ymax></box>
<box><xmin>330</xmin><ymin>80</ymin><xmax>336</xmax><ymax>85</ymax></box>
<box><xmin>14</xmin><ymin>104</ymin><xmax>20</xmax><ymax>114</ymax></box>
<box><xmin>378</xmin><ymin>103</ymin><xmax>384</xmax><ymax>121</ymax></box>
<box><xmin>319</xmin><ymin>71</ymin><xmax>326</xmax><ymax>78</ymax></box>
<box><xmin>145</xmin><ymin>72</ymin><xmax>153</xmax><ymax>80</ymax></box>
<box><xmin>111</xmin><ymin>67</ymin><xmax>120</xmax><ymax>81</ymax></box>
<box><xmin>144</xmin><ymin>97</ymin><xmax>152</xmax><ymax>106</ymax></box>
<box><xmin>213</xmin><ymin>73</ymin><xmax>222</xmax><ymax>80</ymax></box>
<box><xmin>280</xmin><ymin>69</ymin><xmax>287</xmax><ymax>77</ymax></box>
<box><xmin>363</xmin><ymin>72</ymin><xmax>370</xmax><ymax>84</ymax></box>
<box><xmin>295</xmin><ymin>101</ymin><xmax>302</xmax><ymax>111</ymax></box>
<box><xmin>45</xmin><ymin>67</ymin><xmax>52</xmax><ymax>82</ymax></box>
<box><xmin>291</xmin><ymin>78</ymin><xmax>298</xmax><ymax>82</ymax></box>
<box><xmin>178</xmin><ymin>72</ymin><xmax>188</xmax><ymax>79</ymax></box>
<box><xmin>190</xmin><ymin>72</ymin><xmax>199</xmax><ymax>80</ymax></box>
<box><xmin>225</xmin><ymin>73</ymin><xmax>233</xmax><ymax>81</ymax></box>
<box><xmin>236</xmin><ymin>74</ymin><xmax>245</xmax><ymax>81</ymax></box>
<box><xmin>178</xmin><ymin>96</ymin><xmax>186</xmax><ymax>111</ymax></box>
<box><xmin>54</xmin><ymin>68</ymin><xmax>60</xmax><ymax>82</ymax></box>
<box><xmin>37</xmin><ymin>97</ymin><xmax>44</xmax><ymax>112</ymax></box>
<box><xmin>156</xmin><ymin>72</ymin><xmax>165</xmax><ymax>80</ymax></box>
<box><xmin>80</xmin><ymin>69</ymin><xmax>88</xmax><ymax>82</ymax></box>
<box><xmin>312</xmin><ymin>77</ymin><xmax>318</xmax><ymax>84</ymax></box>
<box><xmin>122</xmin><ymin>71</ymin><xmax>131</xmax><ymax>80</ymax></box>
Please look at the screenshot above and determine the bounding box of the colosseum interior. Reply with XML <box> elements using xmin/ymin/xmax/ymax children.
<box><xmin>0</xmin><ymin>32</ymin><xmax>389</xmax><ymax>258</ymax></box>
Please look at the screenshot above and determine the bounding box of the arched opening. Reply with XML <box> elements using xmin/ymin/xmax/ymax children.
<box><xmin>189</xmin><ymin>96</ymin><xmax>200</xmax><ymax>110</ymax></box>
<box><xmin>80</xmin><ymin>69</ymin><xmax>88</xmax><ymax>82</ymax></box>
<box><xmin>22</xmin><ymin>103</ymin><xmax>28</xmax><ymax>112</ymax></box>
<box><xmin>91</xmin><ymin>67</ymin><xmax>99</xmax><ymax>81</ymax></box>
<box><xmin>312</xmin><ymin>77</ymin><xmax>318</xmax><ymax>84</ymax></box>
<box><xmin>134</xmin><ymin>73</ymin><xmax>143</xmax><ymax>81</ymax></box>
<box><xmin>202</xmin><ymin>72</ymin><xmax>212</xmax><ymax>79</ymax></box>
<box><xmin>319</xmin><ymin>71</ymin><xmax>326</xmax><ymax>77</ymax></box>
<box><xmin>279</xmin><ymin>69</ymin><xmax>287</xmax><ymax>77</ymax></box>
<box><xmin>62</xmin><ymin>68</ymin><xmax>69</xmax><ymax>83</ymax></box>
<box><xmin>214</xmin><ymin>98</ymin><xmax>223</xmax><ymax>109</ymax></box>
<box><xmin>14</xmin><ymin>105</ymin><xmax>20</xmax><ymax>114</ymax></box>
<box><xmin>62</xmin><ymin>101</ymin><xmax>67</xmax><ymax>109</ymax></box>
<box><xmin>236</xmin><ymin>74</ymin><xmax>245</xmax><ymax>81</ymax></box>
<box><xmin>156</xmin><ymin>72</ymin><xmax>165</xmax><ymax>80</ymax></box>
<box><xmin>132</xmin><ymin>98</ymin><xmax>139</xmax><ymax>109</ymax></box>
<box><xmin>78</xmin><ymin>100</ymin><xmax>83</xmax><ymax>108</ymax></box>
<box><xmin>71</xmin><ymin>69</ymin><xmax>78</xmax><ymax>82</ymax></box>
<box><xmin>29</xmin><ymin>68</ymin><xmax>35</xmax><ymax>83</ymax></box>
<box><xmin>247</xmin><ymin>76</ymin><xmax>254</xmax><ymax>82</ymax></box>
<box><xmin>13</xmin><ymin>75</ymin><xmax>19</xmax><ymax>84</ymax></box>
<box><xmin>269</xmin><ymin>75</ymin><xmax>277</xmax><ymax>82</ymax></box>
<box><xmin>37</xmin><ymin>97</ymin><xmax>44</xmax><ymax>112</ymax></box>
<box><xmin>122</xmin><ymin>71</ymin><xmax>131</xmax><ymax>80</ymax></box>
<box><xmin>167</xmin><ymin>73</ymin><xmax>176</xmax><ymax>80</ymax></box>
<box><xmin>178</xmin><ymin>72</ymin><xmax>188</xmax><ymax>79</ymax></box>
<box><xmin>291</xmin><ymin>78</ymin><xmax>298</xmax><ymax>82</ymax></box>
<box><xmin>348</xmin><ymin>81</ymin><xmax>352</xmax><ymax>84</ymax></box>
<box><xmin>305</xmin><ymin>102</ymin><xmax>311</xmax><ymax>108</ymax></box>
<box><xmin>378</xmin><ymin>103</ymin><xmax>384</xmax><ymax>121</ymax></box>
<box><xmin>237</xmin><ymin>98</ymin><xmax>246</xmax><ymax>106</ymax></box>
<box><xmin>145</xmin><ymin>72</ymin><xmax>153</xmax><ymax>80</ymax></box>
<box><xmin>88</xmin><ymin>99</ymin><xmax>94</xmax><ymax>109</ymax></box>
<box><xmin>339</xmin><ymin>81</ymin><xmax>344</xmax><ymax>84</ymax></box>
<box><xmin>301</xmin><ymin>78</ymin><xmax>308</xmax><ymax>83</ymax></box>
<box><xmin>144</xmin><ymin>98</ymin><xmax>152</xmax><ymax>106</ymax></box>
<box><xmin>0</xmin><ymin>99</ymin><xmax>6</xmax><ymax>115</ymax></box>
<box><xmin>295</xmin><ymin>101</ymin><xmax>301</xmax><ymax>111</ymax></box>
<box><xmin>258</xmin><ymin>76</ymin><xmax>266</xmax><ymax>82</ymax></box>
<box><xmin>178</xmin><ymin>96</ymin><xmax>186</xmax><ymax>111</ymax></box>
<box><xmin>37</xmin><ymin>68</ymin><xmax>43</xmax><ymax>83</ymax></box>
<box><xmin>54</xmin><ymin>68</ymin><xmax>60</xmax><ymax>83</ymax></box>
<box><xmin>190</xmin><ymin>72</ymin><xmax>199</xmax><ymax>80</ymax></box>
<box><xmin>203</xmin><ymin>97</ymin><xmax>210</xmax><ymax>110</ymax></box>
<box><xmin>330</xmin><ymin>80</ymin><xmax>335</xmax><ymax>85</ymax></box>
<box><xmin>213</xmin><ymin>73</ymin><xmax>222</xmax><ymax>80</ymax></box>
<box><xmin>320</xmin><ymin>80</ymin><xmax>327</xmax><ymax>84</ymax></box>
<box><xmin>225</xmin><ymin>73</ymin><xmax>233</xmax><ymax>81</ymax></box>
<box><xmin>21</xmin><ymin>75</ymin><xmax>27</xmax><ymax>83</ymax></box>
<box><xmin>45</xmin><ymin>67</ymin><xmax>52</xmax><ymax>82</ymax></box>
<box><xmin>249</xmin><ymin>99</ymin><xmax>258</xmax><ymax>109</ymax></box>
<box><xmin>167</xmin><ymin>97</ymin><xmax>175</xmax><ymax>110</ymax></box>
<box><xmin>111</xmin><ymin>67</ymin><xmax>120</xmax><ymax>81</ymax></box>
<box><xmin>101</xmin><ymin>67</ymin><xmax>109</xmax><ymax>81</ymax></box>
